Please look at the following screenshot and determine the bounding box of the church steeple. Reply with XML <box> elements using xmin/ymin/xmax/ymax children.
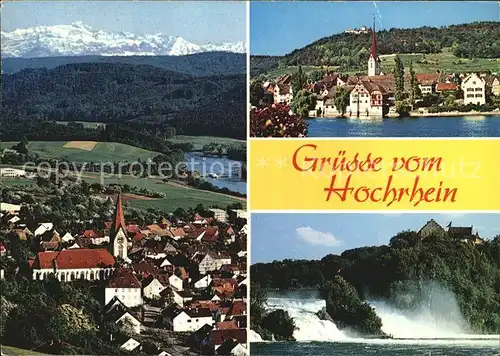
<box><xmin>112</xmin><ymin>193</ymin><xmax>127</xmax><ymax>236</ymax></box>
<box><xmin>368</xmin><ymin>15</ymin><xmax>381</xmax><ymax>76</ymax></box>
<box><xmin>109</xmin><ymin>193</ymin><xmax>129</xmax><ymax>261</ymax></box>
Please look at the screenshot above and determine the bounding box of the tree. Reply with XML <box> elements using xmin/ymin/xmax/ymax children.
<box><xmin>290</xmin><ymin>89</ymin><xmax>317</xmax><ymax>118</ymax></box>
<box><xmin>333</xmin><ymin>87</ymin><xmax>351</xmax><ymax>117</ymax></box>
<box><xmin>250</xmin><ymin>104</ymin><xmax>308</xmax><ymax>137</ymax></box>
<box><xmin>408</xmin><ymin>61</ymin><xmax>421</xmax><ymax>107</ymax></box>
<box><xmin>250</xmin><ymin>281</ymin><xmax>267</xmax><ymax>328</ymax></box>
<box><xmin>250</xmin><ymin>80</ymin><xmax>265</xmax><ymax>107</ymax></box>
<box><xmin>291</xmin><ymin>65</ymin><xmax>308</xmax><ymax>95</ymax></box>
<box><xmin>394</xmin><ymin>56</ymin><xmax>405</xmax><ymax>101</ymax></box>
<box><xmin>308</xmin><ymin>70</ymin><xmax>325</xmax><ymax>83</ymax></box>
<box><xmin>260</xmin><ymin>309</ymin><xmax>296</xmax><ymax>341</ymax></box>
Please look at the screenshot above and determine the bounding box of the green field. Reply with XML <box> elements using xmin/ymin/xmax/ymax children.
<box><xmin>1</xmin><ymin>141</ymin><xmax>160</xmax><ymax>162</ymax></box>
<box><xmin>259</xmin><ymin>48</ymin><xmax>499</xmax><ymax>79</ymax></box>
<box><xmin>168</xmin><ymin>135</ymin><xmax>245</xmax><ymax>151</ymax></box>
<box><xmin>0</xmin><ymin>345</ymin><xmax>48</xmax><ymax>355</ymax></box>
<box><xmin>82</xmin><ymin>173</ymin><xmax>245</xmax><ymax>211</ymax></box>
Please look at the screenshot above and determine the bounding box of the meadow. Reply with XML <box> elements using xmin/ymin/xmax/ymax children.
<box><xmin>168</xmin><ymin>135</ymin><xmax>245</xmax><ymax>151</ymax></box>
<box><xmin>1</xmin><ymin>141</ymin><xmax>160</xmax><ymax>162</ymax></box>
<box><xmin>258</xmin><ymin>48</ymin><xmax>499</xmax><ymax>80</ymax></box>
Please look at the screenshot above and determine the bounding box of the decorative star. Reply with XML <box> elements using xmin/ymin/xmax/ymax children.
<box><xmin>275</xmin><ymin>157</ymin><xmax>287</xmax><ymax>169</ymax></box>
<box><xmin>256</xmin><ymin>157</ymin><xmax>268</xmax><ymax>168</ymax></box>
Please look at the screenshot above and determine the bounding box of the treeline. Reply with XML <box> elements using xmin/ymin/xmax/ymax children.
<box><xmin>2</xmin><ymin>62</ymin><xmax>246</xmax><ymax>139</ymax></box>
<box><xmin>251</xmin><ymin>22</ymin><xmax>500</xmax><ymax>73</ymax></box>
<box><xmin>2</xmin><ymin>52</ymin><xmax>246</xmax><ymax>76</ymax></box>
<box><xmin>251</xmin><ymin>231</ymin><xmax>500</xmax><ymax>333</ymax></box>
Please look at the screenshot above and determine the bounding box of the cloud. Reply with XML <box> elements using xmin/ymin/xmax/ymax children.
<box><xmin>295</xmin><ymin>227</ymin><xmax>343</xmax><ymax>247</ymax></box>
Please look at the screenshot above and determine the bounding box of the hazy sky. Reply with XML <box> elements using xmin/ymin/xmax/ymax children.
<box><xmin>251</xmin><ymin>213</ymin><xmax>500</xmax><ymax>263</ymax></box>
<box><xmin>250</xmin><ymin>1</ymin><xmax>500</xmax><ymax>55</ymax></box>
<box><xmin>2</xmin><ymin>1</ymin><xmax>246</xmax><ymax>43</ymax></box>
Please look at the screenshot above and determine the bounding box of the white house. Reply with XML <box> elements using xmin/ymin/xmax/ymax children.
<box><xmin>104</xmin><ymin>297</ymin><xmax>142</xmax><ymax>334</ymax></box>
<box><xmin>164</xmin><ymin>307</ymin><xmax>214</xmax><ymax>332</ymax></box>
<box><xmin>169</xmin><ymin>274</ymin><xmax>183</xmax><ymax>291</ymax></box>
<box><xmin>208</xmin><ymin>208</ymin><xmax>228</xmax><ymax>222</ymax></box>
<box><xmin>462</xmin><ymin>73</ymin><xmax>486</xmax><ymax>105</ymax></box>
<box><xmin>34</xmin><ymin>223</ymin><xmax>54</xmax><ymax>237</ymax></box>
<box><xmin>105</xmin><ymin>268</ymin><xmax>143</xmax><ymax>308</ymax></box>
<box><xmin>61</xmin><ymin>232</ymin><xmax>75</xmax><ymax>243</ymax></box>
<box><xmin>0</xmin><ymin>168</ymin><xmax>26</xmax><ymax>178</ymax></box>
<box><xmin>272</xmin><ymin>83</ymin><xmax>293</xmax><ymax>105</ymax></box>
<box><xmin>172</xmin><ymin>290</ymin><xmax>193</xmax><ymax>307</ymax></box>
<box><xmin>194</xmin><ymin>275</ymin><xmax>212</xmax><ymax>289</ymax></box>
<box><xmin>199</xmin><ymin>252</ymin><xmax>232</xmax><ymax>275</ymax></box>
<box><xmin>0</xmin><ymin>269</ymin><xmax>4</xmax><ymax>280</ymax></box>
<box><xmin>120</xmin><ymin>338</ymin><xmax>141</xmax><ymax>352</ymax></box>
<box><xmin>32</xmin><ymin>248</ymin><xmax>115</xmax><ymax>282</ymax></box>
<box><xmin>143</xmin><ymin>276</ymin><xmax>168</xmax><ymax>300</ymax></box>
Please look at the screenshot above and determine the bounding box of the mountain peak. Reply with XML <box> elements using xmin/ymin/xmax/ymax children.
<box><xmin>1</xmin><ymin>22</ymin><xmax>246</xmax><ymax>58</ymax></box>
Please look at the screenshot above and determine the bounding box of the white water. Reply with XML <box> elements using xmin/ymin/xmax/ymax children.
<box><xmin>266</xmin><ymin>297</ymin><xmax>350</xmax><ymax>341</ymax></box>
<box><xmin>251</xmin><ymin>296</ymin><xmax>500</xmax><ymax>348</ymax></box>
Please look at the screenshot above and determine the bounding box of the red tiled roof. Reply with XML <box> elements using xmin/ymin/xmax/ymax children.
<box><xmin>201</xmin><ymin>226</ymin><xmax>219</xmax><ymax>242</ymax></box>
<box><xmin>211</xmin><ymin>329</ymin><xmax>247</xmax><ymax>346</ymax></box>
<box><xmin>107</xmin><ymin>268</ymin><xmax>141</xmax><ymax>288</ymax></box>
<box><xmin>33</xmin><ymin>248</ymin><xmax>115</xmax><ymax>270</ymax></box>
<box><xmin>83</xmin><ymin>230</ymin><xmax>98</xmax><ymax>238</ymax></box>
<box><xmin>216</xmin><ymin>321</ymin><xmax>238</xmax><ymax>330</ymax></box>
<box><xmin>436</xmin><ymin>83</ymin><xmax>458</xmax><ymax>91</ymax></box>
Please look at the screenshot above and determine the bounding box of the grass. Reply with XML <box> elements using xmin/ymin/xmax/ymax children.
<box><xmin>1</xmin><ymin>141</ymin><xmax>160</xmax><ymax>162</ymax></box>
<box><xmin>257</xmin><ymin>48</ymin><xmax>499</xmax><ymax>79</ymax></box>
<box><xmin>0</xmin><ymin>178</ymin><xmax>35</xmax><ymax>186</ymax></box>
<box><xmin>82</xmin><ymin>173</ymin><xmax>245</xmax><ymax>211</ymax></box>
<box><xmin>0</xmin><ymin>345</ymin><xmax>48</xmax><ymax>355</ymax></box>
<box><xmin>379</xmin><ymin>48</ymin><xmax>500</xmax><ymax>75</ymax></box>
<box><xmin>168</xmin><ymin>135</ymin><xmax>245</xmax><ymax>151</ymax></box>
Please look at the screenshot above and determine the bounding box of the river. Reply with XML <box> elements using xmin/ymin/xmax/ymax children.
<box><xmin>251</xmin><ymin>296</ymin><xmax>500</xmax><ymax>356</ymax></box>
<box><xmin>185</xmin><ymin>152</ymin><xmax>246</xmax><ymax>194</ymax></box>
<box><xmin>307</xmin><ymin>115</ymin><xmax>500</xmax><ymax>137</ymax></box>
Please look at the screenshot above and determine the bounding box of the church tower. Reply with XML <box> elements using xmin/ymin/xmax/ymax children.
<box><xmin>109</xmin><ymin>194</ymin><xmax>129</xmax><ymax>261</ymax></box>
<box><xmin>368</xmin><ymin>17</ymin><xmax>381</xmax><ymax>77</ymax></box>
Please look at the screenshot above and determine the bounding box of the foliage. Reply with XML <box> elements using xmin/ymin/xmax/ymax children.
<box><xmin>395</xmin><ymin>100</ymin><xmax>412</xmax><ymax>117</ymax></box>
<box><xmin>2</xmin><ymin>52</ymin><xmax>246</xmax><ymax>77</ymax></box>
<box><xmin>250</xmin><ymin>281</ymin><xmax>296</xmax><ymax>341</ymax></box>
<box><xmin>250</xmin><ymin>104</ymin><xmax>308</xmax><ymax>137</ymax></box>
<box><xmin>291</xmin><ymin>66</ymin><xmax>308</xmax><ymax>95</ymax></box>
<box><xmin>253</xmin><ymin>22</ymin><xmax>500</xmax><ymax>73</ymax></box>
<box><xmin>260</xmin><ymin>310</ymin><xmax>296</xmax><ymax>341</ymax></box>
<box><xmin>2</xmin><ymin>62</ymin><xmax>246</xmax><ymax>140</ymax></box>
<box><xmin>393</xmin><ymin>56</ymin><xmax>405</xmax><ymax>101</ymax></box>
<box><xmin>334</xmin><ymin>87</ymin><xmax>351</xmax><ymax>116</ymax></box>
<box><xmin>290</xmin><ymin>90</ymin><xmax>317</xmax><ymax>118</ymax></box>
<box><xmin>250</xmin><ymin>80</ymin><xmax>265</xmax><ymax>106</ymax></box>
<box><xmin>408</xmin><ymin>62</ymin><xmax>421</xmax><ymax>106</ymax></box>
<box><xmin>251</xmin><ymin>232</ymin><xmax>500</xmax><ymax>333</ymax></box>
<box><xmin>320</xmin><ymin>276</ymin><xmax>383</xmax><ymax>336</ymax></box>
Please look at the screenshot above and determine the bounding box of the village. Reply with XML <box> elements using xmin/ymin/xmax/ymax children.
<box><xmin>0</xmin><ymin>190</ymin><xmax>248</xmax><ymax>355</ymax></box>
<box><xmin>258</xmin><ymin>21</ymin><xmax>500</xmax><ymax>118</ymax></box>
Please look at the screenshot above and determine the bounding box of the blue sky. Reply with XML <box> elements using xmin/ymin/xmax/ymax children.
<box><xmin>250</xmin><ymin>1</ymin><xmax>500</xmax><ymax>55</ymax></box>
<box><xmin>251</xmin><ymin>213</ymin><xmax>500</xmax><ymax>263</ymax></box>
<box><xmin>2</xmin><ymin>1</ymin><xmax>246</xmax><ymax>43</ymax></box>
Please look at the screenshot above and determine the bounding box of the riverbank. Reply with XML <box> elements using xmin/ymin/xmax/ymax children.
<box><xmin>313</xmin><ymin>110</ymin><xmax>500</xmax><ymax>119</ymax></box>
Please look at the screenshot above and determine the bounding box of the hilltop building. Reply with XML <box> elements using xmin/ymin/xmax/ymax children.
<box><xmin>418</xmin><ymin>219</ymin><xmax>485</xmax><ymax>245</ymax></box>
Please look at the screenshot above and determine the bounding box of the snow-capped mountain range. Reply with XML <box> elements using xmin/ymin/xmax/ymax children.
<box><xmin>1</xmin><ymin>21</ymin><xmax>246</xmax><ymax>58</ymax></box>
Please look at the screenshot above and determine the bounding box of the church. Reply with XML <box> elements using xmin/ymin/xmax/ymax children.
<box><xmin>32</xmin><ymin>194</ymin><xmax>131</xmax><ymax>281</ymax></box>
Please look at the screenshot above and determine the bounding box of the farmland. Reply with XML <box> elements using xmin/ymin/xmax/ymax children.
<box><xmin>168</xmin><ymin>135</ymin><xmax>245</xmax><ymax>151</ymax></box>
<box><xmin>1</xmin><ymin>141</ymin><xmax>160</xmax><ymax>162</ymax></box>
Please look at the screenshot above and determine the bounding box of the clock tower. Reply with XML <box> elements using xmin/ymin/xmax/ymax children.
<box><xmin>110</xmin><ymin>194</ymin><xmax>129</xmax><ymax>261</ymax></box>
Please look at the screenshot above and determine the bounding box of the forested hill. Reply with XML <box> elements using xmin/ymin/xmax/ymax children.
<box><xmin>2</xmin><ymin>52</ymin><xmax>246</xmax><ymax>76</ymax></box>
<box><xmin>251</xmin><ymin>21</ymin><xmax>499</xmax><ymax>73</ymax></box>
<box><xmin>2</xmin><ymin>62</ymin><xmax>246</xmax><ymax>139</ymax></box>
<box><xmin>251</xmin><ymin>231</ymin><xmax>500</xmax><ymax>333</ymax></box>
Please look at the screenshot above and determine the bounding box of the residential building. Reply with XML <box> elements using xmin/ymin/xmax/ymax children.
<box><xmin>142</xmin><ymin>275</ymin><xmax>168</xmax><ymax>300</ymax></box>
<box><xmin>199</xmin><ymin>252</ymin><xmax>232</xmax><ymax>275</ymax></box>
<box><xmin>164</xmin><ymin>306</ymin><xmax>214</xmax><ymax>332</ymax></box>
<box><xmin>0</xmin><ymin>168</ymin><xmax>26</xmax><ymax>178</ymax></box>
<box><xmin>104</xmin><ymin>297</ymin><xmax>142</xmax><ymax>334</ymax></box>
<box><xmin>105</xmin><ymin>268</ymin><xmax>143</xmax><ymax>308</ymax></box>
<box><xmin>462</xmin><ymin>73</ymin><xmax>486</xmax><ymax>105</ymax></box>
<box><xmin>418</xmin><ymin>219</ymin><xmax>446</xmax><ymax>238</ymax></box>
<box><xmin>208</xmin><ymin>208</ymin><xmax>228</xmax><ymax>222</ymax></box>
